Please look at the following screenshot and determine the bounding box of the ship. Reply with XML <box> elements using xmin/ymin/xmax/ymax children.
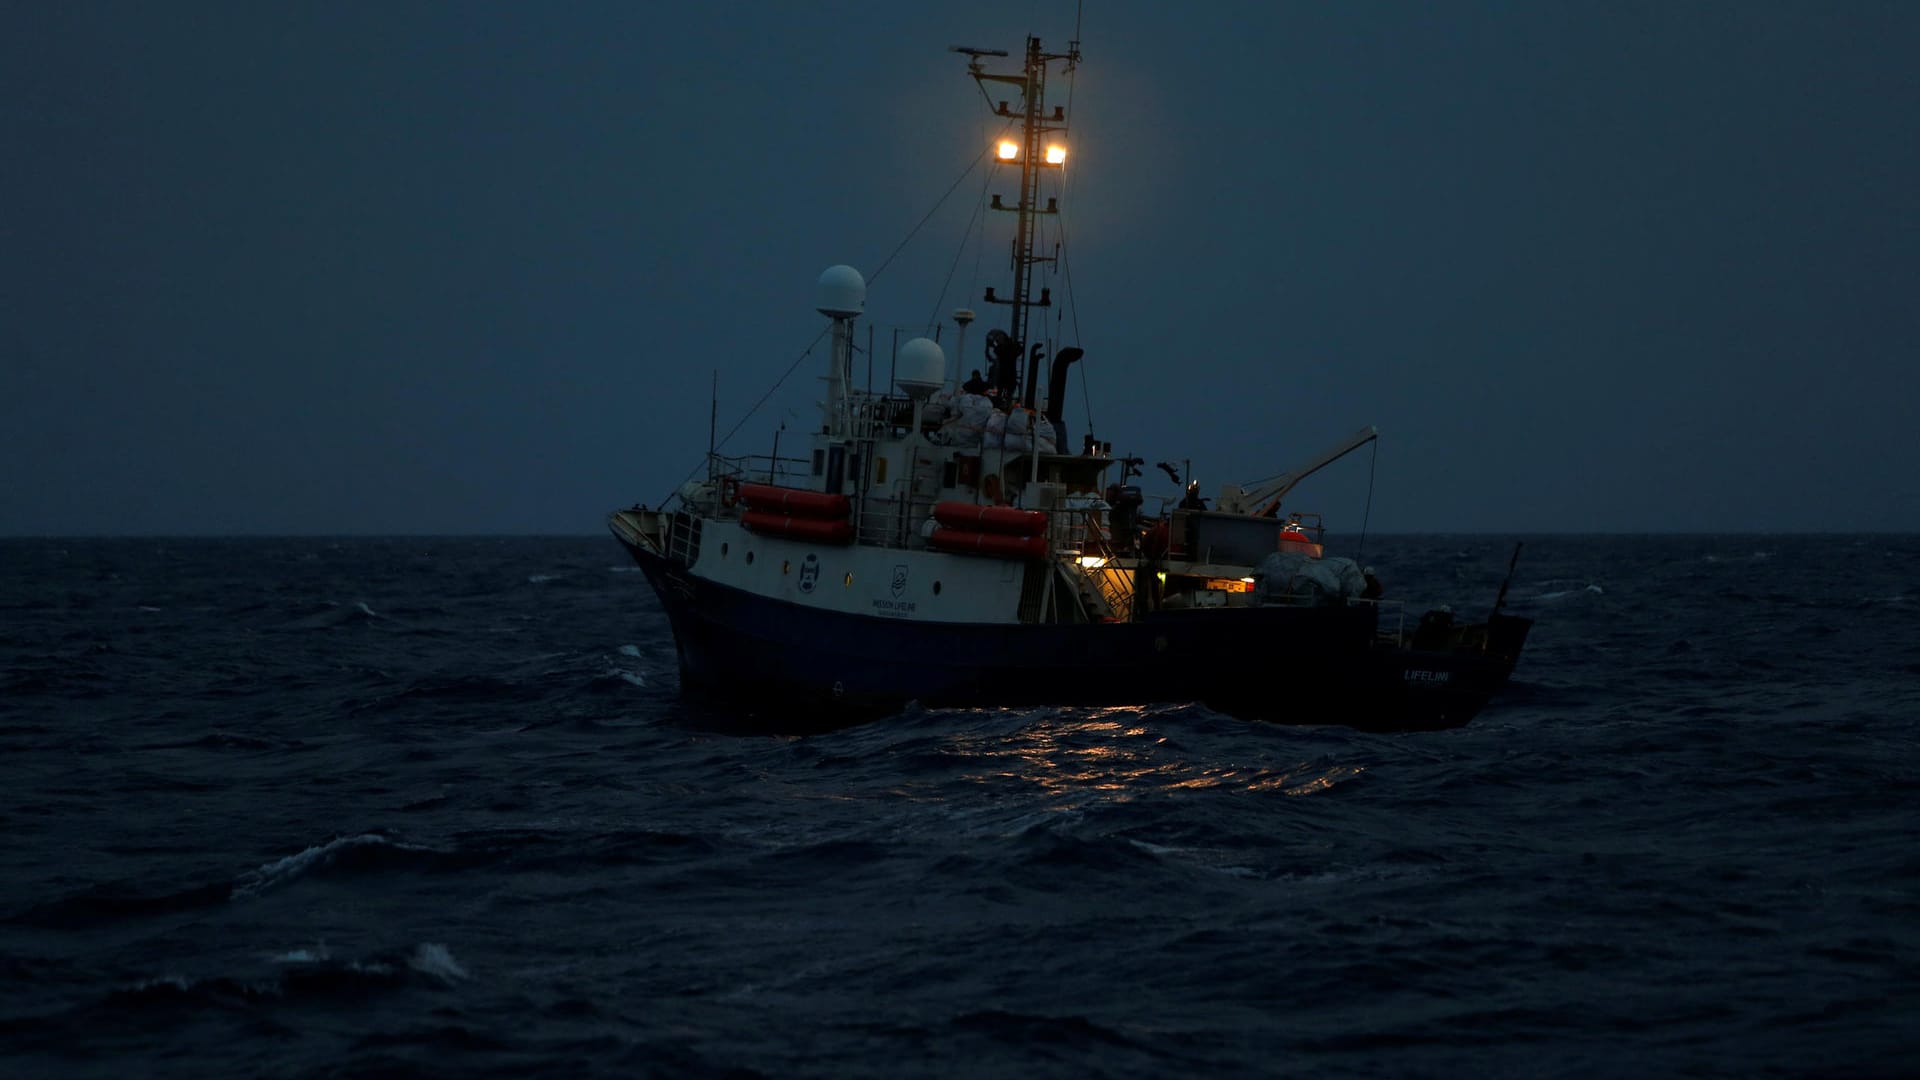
<box><xmin>610</xmin><ymin>34</ymin><xmax>1530</xmax><ymax>734</ymax></box>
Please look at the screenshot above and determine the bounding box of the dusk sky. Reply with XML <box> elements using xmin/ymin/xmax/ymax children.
<box><xmin>4</xmin><ymin>1</ymin><xmax>1916</xmax><ymax>535</ymax></box>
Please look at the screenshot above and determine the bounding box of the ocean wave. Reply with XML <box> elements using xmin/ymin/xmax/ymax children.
<box><xmin>1537</xmin><ymin>584</ymin><xmax>1605</xmax><ymax>601</ymax></box>
<box><xmin>406</xmin><ymin>942</ymin><xmax>470</xmax><ymax>983</ymax></box>
<box><xmin>233</xmin><ymin>833</ymin><xmax>410</xmax><ymax>899</ymax></box>
<box><xmin>274</xmin><ymin>599</ymin><xmax>385</xmax><ymax>632</ymax></box>
<box><xmin>96</xmin><ymin>943</ymin><xmax>472</xmax><ymax>1015</ymax></box>
<box><xmin>346</xmin><ymin>673</ymin><xmax>538</xmax><ymax>713</ymax></box>
<box><xmin>231</xmin><ymin>833</ymin><xmax>492</xmax><ymax>899</ymax></box>
<box><xmin>135</xmin><ymin>730</ymin><xmax>297</xmax><ymax>752</ymax></box>
<box><xmin>7</xmin><ymin>879</ymin><xmax>235</xmax><ymax>929</ymax></box>
<box><xmin>440</xmin><ymin>825</ymin><xmax>716</xmax><ymax>870</ymax></box>
<box><xmin>587</xmin><ymin>669</ymin><xmax>647</xmax><ymax>691</ymax></box>
<box><xmin>949</xmin><ymin>1008</ymin><xmax>1149</xmax><ymax>1053</ymax></box>
<box><xmin>6</xmin><ymin>534</ymin><xmax>1918</xmax><ymax>1075</ymax></box>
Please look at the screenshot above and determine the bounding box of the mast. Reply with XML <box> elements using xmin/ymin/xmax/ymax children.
<box><xmin>958</xmin><ymin>36</ymin><xmax>1079</xmax><ymax>410</ymax></box>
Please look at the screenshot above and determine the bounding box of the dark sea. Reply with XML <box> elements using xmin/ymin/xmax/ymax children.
<box><xmin>3</xmin><ymin>534</ymin><xmax>1916</xmax><ymax>1078</ymax></box>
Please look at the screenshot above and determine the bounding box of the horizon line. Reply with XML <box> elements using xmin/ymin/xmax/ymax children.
<box><xmin>4</xmin><ymin>529</ymin><xmax>1917</xmax><ymax>541</ymax></box>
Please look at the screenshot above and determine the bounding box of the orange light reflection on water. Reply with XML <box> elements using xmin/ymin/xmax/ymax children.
<box><xmin>937</xmin><ymin>707</ymin><xmax>1365</xmax><ymax>799</ymax></box>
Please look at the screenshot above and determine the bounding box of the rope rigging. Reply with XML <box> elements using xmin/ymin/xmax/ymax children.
<box><xmin>869</xmin><ymin>138</ymin><xmax>1000</xmax><ymax>286</ymax></box>
<box><xmin>1053</xmin><ymin>27</ymin><xmax>1093</xmax><ymax>435</ymax></box>
<box><xmin>1356</xmin><ymin>437</ymin><xmax>1379</xmax><ymax>567</ymax></box>
<box><xmin>927</xmin><ymin>134</ymin><xmax>1007</xmax><ymax>334</ymax></box>
<box><xmin>660</xmin><ymin>325</ymin><xmax>828</xmax><ymax>504</ymax></box>
<box><xmin>667</xmin><ymin>21</ymin><xmax>1094</xmax><ymax>502</ymax></box>
<box><xmin>670</xmin><ymin>135</ymin><xmax>1004</xmax><ymax>500</ymax></box>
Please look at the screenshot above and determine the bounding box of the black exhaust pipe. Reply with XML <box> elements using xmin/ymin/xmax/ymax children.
<box><xmin>1044</xmin><ymin>346</ymin><xmax>1084</xmax><ymax>425</ymax></box>
<box><xmin>1043</xmin><ymin>347</ymin><xmax>1085</xmax><ymax>448</ymax></box>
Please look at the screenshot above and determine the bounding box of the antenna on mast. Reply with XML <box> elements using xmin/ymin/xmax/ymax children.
<box><xmin>963</xmin><ymin>36</ymin><xmax>1080</xmax><ymax>410</ymax></box>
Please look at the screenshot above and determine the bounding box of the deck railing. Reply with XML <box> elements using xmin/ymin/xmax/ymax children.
<box><xmin>706</xmin><ymin>452</ymin><xmax>813</xmax><ymax>489</ymax></box>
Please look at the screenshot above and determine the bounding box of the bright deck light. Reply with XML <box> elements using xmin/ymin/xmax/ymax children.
<box><xmin>1044</xmin><ymin>144</ymin><xmax>1067</xmax><ymax>165</ymax></box>
<box><xmin>996</xmin><ymin>140</ymin><xmax>1020</xmax><ymax>161</ymax></box>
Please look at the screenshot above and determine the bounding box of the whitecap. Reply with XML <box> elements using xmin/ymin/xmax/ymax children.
<box><xmin>527</xmin><ymin>574</ymin><xmax>562</xmax><ymax>584</ymax></box>
<box><xmin>409</xmin><ymin>943</ymin><xmax>470</xmax><ymax>982</ymax></box>
<box><xmin>232</xmin><ymin>833</ymin><xmax>412</xmax><ymax>900</ymax></box>
<box><xmin>608</xmin><ymin>565</ymin><xmax>642</xmax><ymax>573</ymax></box>
<box><xmin>131</xmin><ymin>974</ymin><xmax>193</xmax><ymax>992</ymax></box>
<box><xmin>1125</xmin><ymin>839</ymin><xmax>1262</xmax><ymax>878</ymax></box>
<box><xmin>273</xmin><ymin>945</ymin><xmax>330</xmax><ymax>964</ymax></box>
<box><xmin>617</xmin><ymin>644</ymin><xmax>641</xmax><ymax>658</ymax></box>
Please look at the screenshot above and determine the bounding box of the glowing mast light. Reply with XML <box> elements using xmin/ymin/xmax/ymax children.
<box><xmin>992</xmin><ymin>141</ymin><xmax>1067</xmax><ymax>165</ymax></box>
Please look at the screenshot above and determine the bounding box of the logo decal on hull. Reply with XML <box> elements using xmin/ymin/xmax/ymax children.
<box><xmin>891</xmin><ymin>564</ymin><xmax>908</xmax><ymax>599</ymax></box>
<box><xmin>798</xmin><ymin>553</ymin><xmax>820</xmax><ymax>594</ymax></box>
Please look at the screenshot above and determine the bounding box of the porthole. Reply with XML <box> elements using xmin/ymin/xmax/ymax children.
<box><xmin>843</xmin><ymin>572</ymin><xmax>854</xmax><ymax>587</ymax></box>
<box><xmin>932</xmin><ymin>581</ymin><xmax>942</xmax><ymax>595</ymax></box>
<box><xmin>782</xmin><ymin>560</ymin><xmax>791</xmax><ymax>574</ymax></box>
<box><xmin>746</xmin><ymin>551</ymin><xmax>755</xmax><ymax>565</ymax></box>
<box><xmin>721</xmin><ymin>542</ymin><xmax>729</xmax><ymax>557</ymax></box>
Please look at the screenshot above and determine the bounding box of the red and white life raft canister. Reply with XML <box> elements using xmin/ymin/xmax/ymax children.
<box><xmin>736</xmin><ymin>483</ymin><xmax>855</xmax><ymax>544</ymax></box>
<box><xmin>926</xmin><ymin>501</ymin><xmax>1050</xmax><ymax>559</ymax></box>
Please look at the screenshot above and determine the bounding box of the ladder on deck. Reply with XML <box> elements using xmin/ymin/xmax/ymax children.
<box><xmin>1070</xmin><ymin>533</ymin><xmax>1135</xmax><ymax>622</ymax></box>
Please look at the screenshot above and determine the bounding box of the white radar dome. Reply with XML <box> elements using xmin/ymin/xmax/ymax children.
<box><xmin>815</xmin><ymin>265</ymin><xmax>866</xmax><ymax>318</ymax></box>
<box><xmin>894</xmin><ymin>337</ymin><xmax>947</xmax><ymax>399</ymax></box>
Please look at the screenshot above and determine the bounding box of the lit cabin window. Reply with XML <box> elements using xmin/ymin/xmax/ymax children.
<box><xmin>844</xmin><ymin>572</ymin><xmax>854</xmax><ymax>587</ymax></box>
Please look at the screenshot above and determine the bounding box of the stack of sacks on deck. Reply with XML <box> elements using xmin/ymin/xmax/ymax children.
<box><xmin>936</xmin><ymin>393</ymin><xmax>995</xmax><ymax>446</ymax></box>
<box><xmin>983</xmin><ymin>407</ymin><xmax>1058</xmax><ymax>453</ymax></box>
<box><xmin>1252</xmin><ymin>552</ymin><xmax>1365</xmax><ymax>606</ymax></box>
<box><xmin>934</xmin><ymin>397</ymin><xmax>1058</xmax><ymax>453</ymax></box>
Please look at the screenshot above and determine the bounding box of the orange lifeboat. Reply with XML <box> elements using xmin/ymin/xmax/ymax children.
<box><xmin>740</xmin><ymin>510</ymin><xmax>855</xmax><ymax>544</ymax></box>
<box><xmin>737</xmin><ymin>484</ymin><xmax>851</xmax><ymax>519</ymax></box>
<box><xmin>927</xmin><ymin>528</ymin><xmax>1050</xmax><ymax>559</ymax></box>
<box><xmin>933</xmin><ymin>502</ymin><xmax>1048</xmax><ymax>535</ymax></box>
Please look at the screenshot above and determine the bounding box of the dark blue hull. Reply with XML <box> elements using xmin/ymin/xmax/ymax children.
<box><xmin>620</xmin><ymin>541</ymin><xmax>1528</xmax><ymax>733</ymax></box>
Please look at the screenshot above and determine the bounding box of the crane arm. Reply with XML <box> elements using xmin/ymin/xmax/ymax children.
<box><xmin>1216</xmin><ymin>425</ymin><xmax>1378</xmax><ymax>515</ymax></box>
